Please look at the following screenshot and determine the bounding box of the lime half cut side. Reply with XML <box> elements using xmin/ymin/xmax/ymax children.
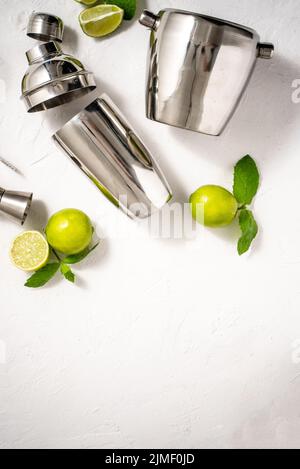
<box><xmin>79</xmin><ymin>5</ymin><xmax>124</xmax><ymax>37</ymax></box>
<box><xmin>10</xmin><ymin>231</ymin><xmax>49</xmax><ymax>272</ymax></box>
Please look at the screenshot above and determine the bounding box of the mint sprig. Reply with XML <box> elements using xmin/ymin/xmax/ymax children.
<box><xmin>237</xmin><ymin>209</ymin><xmax>258</xmax><ymax>255</ymax></box>
<box><xmin>63</xmin><ymin>243</ymin><xmax>99</xmax><ymax>264</ymax></box>
<box><xmin>25</xmin><ymin>241</ymin><xmax>99</xmax><ymax>288</ymax></box>
<box><xmin>233</xmin><ymin>155</ymin><xmax>260</xmax><ymax>255</ymax></box>
<box><xmin>233</xmin><ymin>155</ymin><xmax>259</xmax><ymax>206</ymax></box>
<box><xmin>60</xmin><ymin>264</ymin><xmax>75</xmax><ymax>283</ymax></box>
<box><xmin>25</xmin><ymin>263</ymin><xmax>60</xmax><ymax>288</ymax></box>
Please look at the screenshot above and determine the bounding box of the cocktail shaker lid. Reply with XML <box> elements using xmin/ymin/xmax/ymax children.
<box><xmin>27</xmin><ymin>11</ymin><xmax>64</xmax><ymax>43</ymax></box>
<box><xmin>21</xmin><ymin>42</ymin><xmax>96</xmax><ymax>113</ymax></box>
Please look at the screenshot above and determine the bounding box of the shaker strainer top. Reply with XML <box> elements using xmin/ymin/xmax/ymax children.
<box><xmin>22</xmin><ymin>12</ymin><xmax>96</xmax><ymax>112</ymax></box>
<box><xmin>27</xmin><ymin>11</ymin><xmax>64</xmax><ymax>43</ymax></box>
<box><xmin>21</xmin><ymin>41</ymin><xmax>96</xmax><ymax>112</ymax></box>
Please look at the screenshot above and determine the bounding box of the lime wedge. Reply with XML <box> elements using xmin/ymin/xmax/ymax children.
<box><xmin>10</xmin><ymin>231</ymin><xmax>49</xmax><ymax>272</ymax></box>
<box><xmin>79</xmin><ymin>5</ymin><xmax>124</xmax><ymax>38</ymax></box>
<box><xmin>76</xmin><ymin>0</ymin><xmax>98</xmax><ymax>5</ymax></box>
<box><xmin>105</xmin><ymin>0</ymin><xmax>136</xmax><ymax>20</ymax></box>
<box><xmin>75</xmin><ymin>0</ymin><xmax>98</xmax><ymax>5</ymax></box>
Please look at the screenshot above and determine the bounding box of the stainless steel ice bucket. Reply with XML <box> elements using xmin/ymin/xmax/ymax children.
<box><xmin>53</xmin><ymin>94</ymin><xmax>172</xmax><ymax>219</ymax></box>
<box><xmin>140</xmin><ymin>9</ymin><xmax>274</xmax><ymax>135</ymax></box>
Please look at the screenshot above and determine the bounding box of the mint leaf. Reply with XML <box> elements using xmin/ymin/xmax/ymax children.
<box><xmin>25</xmin><ymin>263</ymin><xmax>60</xmax><ymax>288</ymax></box>
<box><xmin>233</xmin><ymin>155</ymin><xmax>259</xmax><ymax>205</ymax></box>
<box><xmin>63</xmin><ymin>243</ymin><xmax>99</xmax><ymax>265</ymax></box>
<box><xmin>60</xmin><ymin>264</ymin><xmax>75</xmax><ymax>283</ymax></box>
<box><xmin>237</xmin><ymin>209</ymin><xmax>258</xmax><ymax>255</ymax></box>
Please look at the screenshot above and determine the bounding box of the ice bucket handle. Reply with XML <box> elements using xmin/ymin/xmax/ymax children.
<box><xmin>139</xmin><ymin>10</ymin><xmax>160</xmax><ymax>30</ymax></box>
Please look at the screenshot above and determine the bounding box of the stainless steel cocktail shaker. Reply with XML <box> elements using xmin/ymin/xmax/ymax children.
<box><xmin>140</xmin><ymin>9</ymin><xmax>274</xmax><ymax>135</ymax></box>
<box><xmin>20</xmin><ymin>12</ymin><xmax>172</xmax><ymax>219</ymax></box>
<box><xmin>53</xmin><ymin>94</ymin><xmax>172</xmax><ymax>218</ymax></box>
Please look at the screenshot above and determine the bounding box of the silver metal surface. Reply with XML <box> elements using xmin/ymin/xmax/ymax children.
<box><xmin>140</xmin><ymin>8</ymin><xmax>274</xmax><ymax>136</ymax></box>
<box><xmin>21</xmin><ymin>42</ymin><xmax>96</xmax><ymax>112</ymax></box>
<box><xmin>27</xmin><ymin>11</ymin><xmax>64</xmax><ymax>43</ymax></box>
<box><xmin>139</xmin><ymin>10</ymin><xmax>159</xmax><ymax>30</ymax></box>
<box><xmin>53</xmin><ymin>94</ymin><xmax>172</xmax><ymax>219</ymax></box>
<box><xmin>25</xmin><ymin>40</ymin><xmax>61</xmax><ymax>64</ymax></box>
<box><xmin>0</xmin><ymin>187</ymin><xmax>33</xmax><ymax>224</ymax></box>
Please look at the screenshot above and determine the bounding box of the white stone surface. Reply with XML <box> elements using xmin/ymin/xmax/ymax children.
<box><xmin>1</xmin><ymin>0</ymin><xmax>300</xmax><ymax>449</ymax></box>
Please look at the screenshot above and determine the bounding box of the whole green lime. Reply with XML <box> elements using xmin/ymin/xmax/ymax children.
<box><xmin>189</xmin><ymin>185</ymin><xmax>238</xmax><ymax>227</ymax></box>
<box><xmin>45</xmin><ymin>209</ymin><xmax>93</xmax><ymax>255</ymax></box>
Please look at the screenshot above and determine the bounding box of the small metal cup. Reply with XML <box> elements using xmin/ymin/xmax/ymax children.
<box><xmin>0</xmin><ymin>187</ymin><xmax>33</xmax><ymax>225</ymax></box>
<box><xmin>27</xmin><ymin>12</ymin><xmax>64</xmax><ymax>43</ymax></box>
<box><xmin>53</xmin><ymin>94</ymin><xmax>172</xmax><ymax>219</ymax></box>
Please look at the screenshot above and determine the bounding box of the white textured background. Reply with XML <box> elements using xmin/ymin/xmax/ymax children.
<box><xmin>1</xmin><ymin>0</ymin><xmax>300</xmax><ymax>449</ymax></box>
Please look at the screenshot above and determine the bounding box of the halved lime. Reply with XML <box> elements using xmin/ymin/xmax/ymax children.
<box><xmin>10</xmin><ymin>231</ymin><xmax>49</xmax><ymax>272</ymax></box>
<box><xmin>79</xmin><ymin>5</ymin><xmax>124</xmax><ymax>37</ymax></box>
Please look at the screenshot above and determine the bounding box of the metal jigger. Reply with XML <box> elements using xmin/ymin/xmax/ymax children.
<box><xmin>0</xmin><ymin>187</ymin><xmax>33</xmax><ymax>225</ymax></box>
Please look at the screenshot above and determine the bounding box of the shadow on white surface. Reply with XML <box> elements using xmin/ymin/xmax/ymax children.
<box><xmin>169</xmin><ymin>54</ymin><xmax>300</xmax><ymax>168</ymax></box>
<box><xmin>63</xmin><ymin>25</ymin><xmax>79</xmax><ymax>53</ymax></box>
<box><xmin>150</xmin><ymin>53</ymin><xmax>300</xmax><ymax>249</ymax></box>
<box><xmin>75</xmin><ymin>236</ymin><xmax>110</xmax><ymax>272</ymax></box>
<box><xmin>24</xmin><ymin>199</ymin><xmax>49</xmax><ymax>232</ymax></box>
<box><xmin>207</xmin><ymin>216</ymin><xmax>241</xmax><ymax>244</ymax></box>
